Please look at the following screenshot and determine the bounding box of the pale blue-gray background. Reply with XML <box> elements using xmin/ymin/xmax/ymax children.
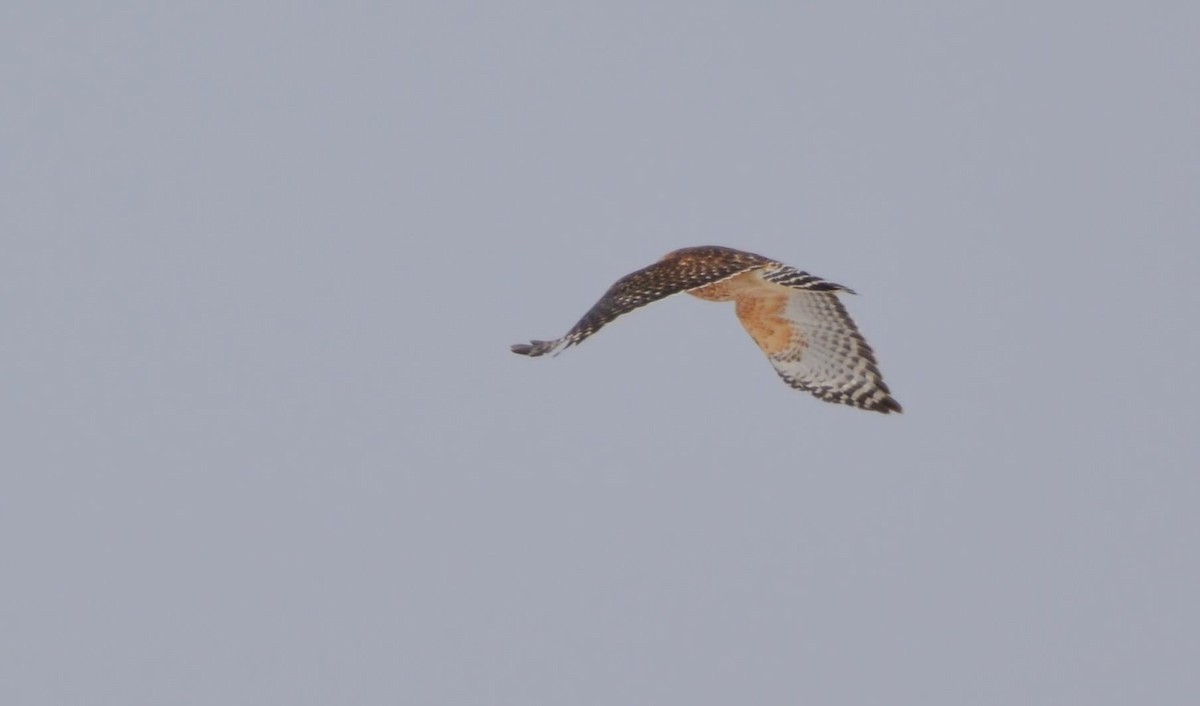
<box><xmin>3</xmin><ymin>2</ymin><xmax>1197</xmax><ymax>704</ymax></box>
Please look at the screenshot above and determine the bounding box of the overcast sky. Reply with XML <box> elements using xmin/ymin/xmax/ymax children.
<box><xmin>3</xmin><ymin>2</ymin><xmax>1198</xmax><ymax>704</ymax></box>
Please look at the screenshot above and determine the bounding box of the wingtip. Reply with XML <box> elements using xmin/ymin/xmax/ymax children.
<box><xmin>874</xmin><ymin>396</ymin><xmax>903</xmax><ymax>414</ymax></box>
<box><xmin>511</xmin><ymin>340</ymin><xmax>556</xmax><ymax>357</ymax></box>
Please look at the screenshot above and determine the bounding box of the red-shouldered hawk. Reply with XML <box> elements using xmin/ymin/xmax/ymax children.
<box><xmin>512</xmin><ymin>246</ymin><xmax>902</xmax><ymax>414</ymax></box>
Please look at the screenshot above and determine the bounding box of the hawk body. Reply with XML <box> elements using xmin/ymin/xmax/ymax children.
<box><xmin>512</xmin><ymin>246</ymin><xmax>901</xmax><ymax>414</ymax></box>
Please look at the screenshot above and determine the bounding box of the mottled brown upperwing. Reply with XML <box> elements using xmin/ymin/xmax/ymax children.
<box><xmin>511</xmin><ymin>246</ymin><xmax>768</xmax><ymax>356</ymax></box>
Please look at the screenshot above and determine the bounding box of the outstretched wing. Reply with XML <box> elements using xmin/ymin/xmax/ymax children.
<box><xmin>512</xmin><ymin>248</ymin><xmax>766</xmax><ymax>357</ymax></box>
<box><xmin>735</xmin><ymin>279</ymin><xmax>901</xmax><ymax>414</ymax></box>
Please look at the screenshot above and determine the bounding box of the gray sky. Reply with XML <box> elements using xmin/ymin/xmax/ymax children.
<box><xmin>3</xmin><ymin>2</ymin><xmax>1198</xmax><ymax>704</ymax></box>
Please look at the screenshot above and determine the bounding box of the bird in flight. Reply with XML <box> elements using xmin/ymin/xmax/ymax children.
<box><xmin>511</xmin><ymin>246</ymin><xmax>901</xmax><ymax>414</ymax></box>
